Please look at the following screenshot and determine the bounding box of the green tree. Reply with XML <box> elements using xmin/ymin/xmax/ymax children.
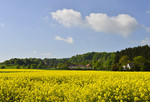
<box><xmin>57</xmin><ymin>63</ymin><xmax>64</xmax><ymax>69</ymax></box>
<box><xmin>133</xmin><ymin>56</ymin><xmax>146</xmax><ymax>68</ymax></box>
<box><xmin>4</xmin><ymin>60</ymin><xmax>9</xmax><ymax>66</ymax></box>
<box><xmin>16</xmin><ymin>65</ymin><xmax>20</xmax><ymax>69</ymax></box>
<box><xmin>119</xmin><ymin>55</ymin><xmax>130</xmax><ymax>66</ymax></box>
<box><xmin>94</xmin><ymin>61</ymin><xmax>101</xmax><ymax>70</ymax></box>
<box><xmin>141</xmin><ymin>61</ymin><xmax>150</xmax><ymax>71</ymax></box>
<box><xmin>22</xmin><ymin>65</ymin><xmax>26</xmax><ymax>69</ymax></box>
<box><xmin>31</xmin><ymin>64</ymin><xmax>37</xmax><ymax>69</ymax></box>
<box><xmin>111</xmin><ymin>63</ymin><xmax>118</xmax><ymax>71</ymax></box>
<box><xmin>92</xmin><ymin>60</ymin><xmax>96</xmax><ymax>70</ymax></box>
<box><xmin>37</xmin><ymin>62</ymin><xmax>43</xmax><ymax>69</ymax></box>
<box><xmin>27</xmin><ymin>65</ymin><xmax>30</xmax><ymax>69</ymax></box>
<box><xmin>1</xmin><ymin>65</ymin><xmax>5</xmax><ymax>69</ymax></box>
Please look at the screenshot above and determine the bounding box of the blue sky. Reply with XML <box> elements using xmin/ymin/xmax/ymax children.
<box><xmin>0</xmin><ymin>0</ymin><xmax>150</xmax><ymax>62</ymax></box>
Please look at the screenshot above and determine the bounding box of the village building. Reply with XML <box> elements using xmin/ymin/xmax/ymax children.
<box><xmin>69</xmin><ymin>64</ymin><xmax>93</xmax><ymax>70</ymax></box>
<box><xmin>123</xmin><ymin>63</ymin><xmax>134</xmax><ymax>70</ymax></box>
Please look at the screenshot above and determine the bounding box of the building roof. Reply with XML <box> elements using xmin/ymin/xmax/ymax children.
<box><xmin>86</xmin><ymin>64</ymin><xmax>91</xmax><ymax>67</ymax></box>
<box><xmin>69</xmin><ymin>64</ymin><xmax>85</xmax><ymax>67</ymax></box>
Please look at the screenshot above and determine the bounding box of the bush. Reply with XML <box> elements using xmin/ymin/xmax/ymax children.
<box><xmin>118</xmin><ymin>65</ymin><xmax>123</xmax><ymax>71</ymax></box>
<box><xmin>22</xmin><ymin>65</ymin><xmax>26</xmax><ymax>69</ymax></box>
<box><xmin>133</xmin><ymin>64</ymin><xmax>141</xmax><ymax>71</ymax></box>
<box><xmin>1</xmin><ymin>66</ymin><xmax>5</xmax><ymax>69</ymax></box>
<box><xmin>16</xmin><ymin>65</ymin><xmax>20</xmax><ymax>69</ymax></box>
<box><xmin>111</xmin><ymin>63</ymin><xmax>118</xmax><ymax>71</ymax></box>
<box><xmin>31</xmin><ymin>64</ymin><xmax>37</xmax><ymax>69</ymax></box>
<box><xmin>141</xmin><ymin>61</ymin><xmax>150</xmax><ymax>71</ymax></box>
<box><xmin>27</xmin><ymin>65</ymin><xmax>30</xmax><ymax>69</ymax></box>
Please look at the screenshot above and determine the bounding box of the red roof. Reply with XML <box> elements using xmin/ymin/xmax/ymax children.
<box><xmin>86</xmin><ymin>64</ymin><xmax>91</xmax><ymax>67</ymax></box>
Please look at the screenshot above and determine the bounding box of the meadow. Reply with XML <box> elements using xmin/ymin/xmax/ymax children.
<box><xmin>0</xmin><ymin>69</ymin><xmax>150</xmax><ymax>102</ymax></box>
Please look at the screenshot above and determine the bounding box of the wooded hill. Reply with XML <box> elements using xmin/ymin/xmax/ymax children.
<box><xmin>1</xmin><ymin>45</ymin><xmax>150</xmax><ymax>71</ymax></box>
<box><xmin>112</xmin><ymin>45</ymin><xmax>150</xmax><ymax>71</ymax></box>
<box><xmin>114</xmin><ymin>45</ymin><xmax>150</xmax><ymax>63</ymax></box>
<box><xmin>1</xmin><ymin>52</ymin><xmax>115</xmax><ymax>70</ymax></box>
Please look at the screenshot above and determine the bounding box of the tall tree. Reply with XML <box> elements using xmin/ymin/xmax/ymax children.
<box><xmin>119</xmin><ymin>55</ymin><xmax>130</xmax><ymax>66</ymax></box>
<box><xmin>133</xmin><ymin>56</ymin><xmax>146</xmax><ymax>67</ymax></box>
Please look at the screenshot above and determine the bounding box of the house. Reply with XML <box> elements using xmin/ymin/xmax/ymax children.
<box><xmin>123</xmin><ymin>63</ymin><xmax>134</xmax><ymax>70</ymax></box>
<box><xmin>69</xmin><ymin>64</ymin><xmax>85</xmax><ymax>69</ymax></box>
<box><xmin>69</xmin><ymin>64</ymin><xmax>93</xmax><ymax>70</ymax></box>
<box><xmin>86</xmin><ymin>64</ymin><xmax>93</xmax><ymax>69</ymax></box>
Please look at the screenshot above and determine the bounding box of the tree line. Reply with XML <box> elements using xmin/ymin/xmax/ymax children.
<box><xmin>112</xmin><ymin>45</ymin><xmax>150</xmax><ymax>71</ymax></box>
<box><xmin>0</xmin><ymin>52</ymin><xmax>115</xmax><ymax>70</ymax></box>
<box><xmin>1</xmin><ymin>45</ymin><xmax>150</xmax><ymax>71</ymax></box>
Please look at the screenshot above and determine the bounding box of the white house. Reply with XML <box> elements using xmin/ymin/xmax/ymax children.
<box><xmin>123</xmin><ymin>63</ymin><xmax>134</xmax><ymax>70</ymax></box>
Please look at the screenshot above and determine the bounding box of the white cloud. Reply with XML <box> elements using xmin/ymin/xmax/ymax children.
<box><xmin>85</xmin><ymin>13</ymin><xmax>139</xmax><ymax>37</ymax></box>
<box><xmin>140</xmin><ymin>38</ymin><xmax>150</xmax><ymax>45</ymax></box>
<box><xmin>41</xmin><ymin>53</ymin><xmax>51</xmax><ymax>57</ymax></box>
<box><xmin>51</xmin><ymin>9</ymin><xmax>83</xmax><ymax>27</ymax></box>
<box><xmin>55</xmin><ymin>36</ymin><xmax>74</xmax><ymax>44</ymax></box>
<box><xmin>51</xmin><ymin>9</ymin><xmax>139</xmax><ymax>37</ymax></box>
<box><xmin>0</xmin><ymin>23</ymin><xmax>5</xmax><ymax>27</ymax></box>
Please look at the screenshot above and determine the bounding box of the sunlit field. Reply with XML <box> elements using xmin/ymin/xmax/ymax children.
<box><xmin>0</xmin><ymin>69</ymin><xmax>150</xmax><ymax>101</ymax></box>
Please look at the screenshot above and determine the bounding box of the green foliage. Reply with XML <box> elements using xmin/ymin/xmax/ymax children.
<box><xmin>111</xmin><ymin>63</ymin><xmax>118</xmax><ymax>71</ymax></box>
<box><xmin>16</xmin><ymin>65</ymin><xmax>20</xmax><ymax>69</ymax></box>
<box><xmin>43</xmin><ymin>58</ymin><xmax>69</xmax><ymax>68</ymax></box>
<box><xmin>119</xmin><ymin>55</ymin><xmax>130</xmax><ymax>66</ymax></box>
<box><xmin>118</xmin><ymin>65</ymin><xmax>123</xmax><ymax>71</ymax></box>
<box><xmin>133</xmin><ymin>56</ymin><xmax>146</xmax><ymax>66</ymax></box>
<box><xmin>31</xmin><ymin>64</ymin><xmax>37</xmax><ymax>69</ymax></box>
<box><xmin>69</xmin><ymin>52</ymin><xmax>115</xmax><ymax>70</ymax></box>
<box><xmin>1</xmin><ymin>52</ymin><xmax>115</xmax><ymax>70</ymax></box>
<box><xmin>1</xmin><ymin>65</ymin><xmax>5</xmax><ymax>69</ymax></box>
<box><xmin>1</xmin><ymin>45</ymin><xmax>150</xmax><ymax>71</ymax></box>
<box><xmin>37</xmin><ymin>62</ymin><xmax>45</xmax><ymax>69</ymax></box>
<box><xmin>113</xmin><ymin>45</ymin><xmax>150</xmax><ymax>71</ymax></box>
<box><xmin>22</xmin><ymin>65</ymin><xmax>26</xmax><ymax>69</ymax></box>
<box><xmin>94</xmin><ymin>61</ymin><xmax>103</xmax><ymax>70</ymax></box>
<box><xmin>114</xmin><ymin>45</ymin><xmax>150</xmax><ymax>63</ymax></box>
<box><xmin>133</xmin><ymin>64</ymin><xmax>141</xmax><ymax>71</ymax></box>
<box><xmin>141</xmin><ymin>61</ymin><xmax>150</xmax><ymax>71</ymax></box>
<box><xmin>57</xmin><ymin>62</ymin><xmax>69</xmax><ymax>69</ymax></box>
<box><xmin>27</xmin><ymin>65</ymin><xmax>30</xmax><ymax>69</ymax></box>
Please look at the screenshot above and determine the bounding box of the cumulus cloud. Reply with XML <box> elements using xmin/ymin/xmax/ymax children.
<box><xmin>51</xmin><ymin>9</ymin><xmax>139</xmax><ymax>37</ymax></box>
<box><xmin>51</xmin><ymin>9</ymin><xmax>83</xmax><ymax>27</ymax></box>
<box><xmin>41</xmin><ymin>53</ymin><xmax>51</xmax><ymax>57</ymax></box>
<box><xmin>140</xmin><ymin>38</ymin><xmax>150</xmax><ymax>45</ymax></box>
<box><xmin>0</xmin><ymin>23</ymin><xmax>5</xmax><ymax>27</ymax></box>
<box><xmin>85</xmin><ymin>13</ymin><xmax>139</xmax><ymax>37</ymax></box>
<box><xmin>55</xmin><ymin>36</ymin><xmax>74</xmax><ymax>44</ymax></box>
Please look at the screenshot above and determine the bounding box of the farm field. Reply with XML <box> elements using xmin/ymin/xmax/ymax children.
<box><xmin>0</xmin><ymin>69</ymin><xmax>150</xmax><ymax>101</ymax></box>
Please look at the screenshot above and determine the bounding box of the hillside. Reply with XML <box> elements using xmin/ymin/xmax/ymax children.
<box><xmin>112</xmin><ymin>45</ymin><xmax>150</xmax><ymax>71</ymax></box>
<box><xmin>114</xmin><ymin>45</ymin><xmax>150</xmax><ymax>63</ymax></box>
<box><xmin>1</xmin><ymin>45</ymin><xmax>150</xmax><ymax>71</ymax></box>
<box><xmin>1</xmin><ymin>52</ymin><xmax>115</xmax><ymax>70</ymax></box>
<box><xmin>69</xmin><ymin>52</ymin><xmax>115</xmax><ymax>70</ymax></box>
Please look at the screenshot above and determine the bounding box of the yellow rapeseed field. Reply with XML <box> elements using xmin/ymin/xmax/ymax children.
<box><xmin>0</xmin><ymin>69</ymin><xmax>150</xmax><ymax>101</ymax></box>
